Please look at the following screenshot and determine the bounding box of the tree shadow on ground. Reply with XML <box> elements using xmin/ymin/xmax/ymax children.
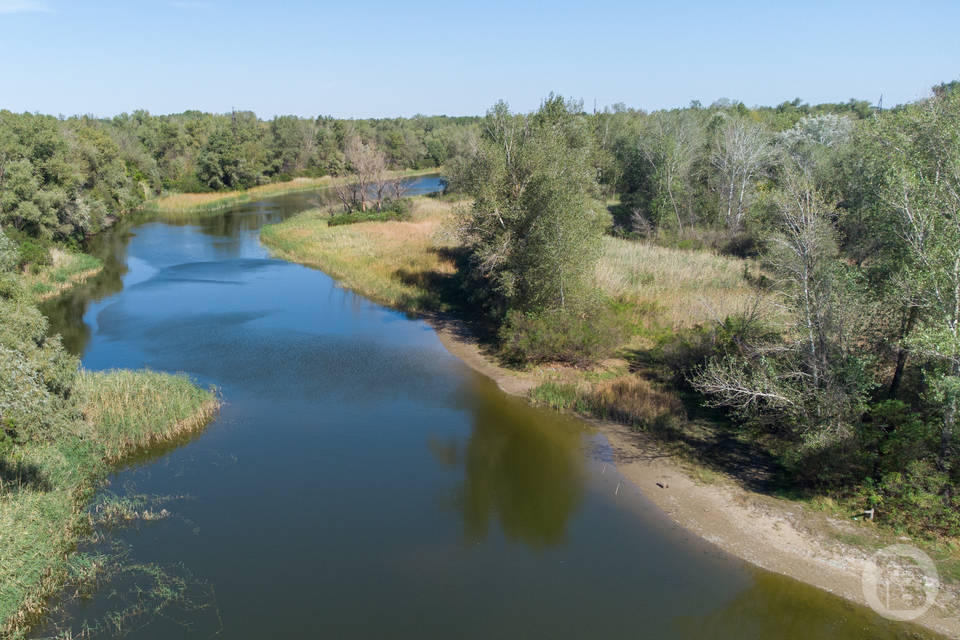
<box><xmin>393</xmin><ymin>246</ymin><xmax>500</xmax><ymax>344</ymax></box>
<box><xmin>622</xmin><ymin>345</ymin><xmax>786</xmax><ymax>495</ymax></box>
<box><xmin>0</xmin><ymin>457</ymin><xmax>52</xmax><ymax>494</ymax></box>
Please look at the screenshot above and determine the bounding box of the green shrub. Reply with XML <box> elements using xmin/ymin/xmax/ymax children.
<box><xmin>499</xmin><ymin>307</ymin><xmax>626</xmax><ymax>366</ymax></box>
<box><xmin>16</xmin><ymin>241</ymin><xmax>50</xmax><ymax>270</ymax></box>
<box><xmin>858</xmin><ymin>461</ymin><xmax>960</xmax><ymax>537</ymax></box>
<box><xmin>0</xmin><ymin>295</ymin><xmax>79</xmax><ymax>445</ymax></box>
<box><xmin>0</xmin><ymin>232</ymin><xmax>17</xmax><ymax>273</ymax></box>
<box><xmin>720</xmin><ymin>230</ymin><xmax>765</xmax><ymax>258</ymax></box>
<box><xmin>328</xmin><ymin>199</ymin><xmax>411</xmax><ymax>227</ymax></box>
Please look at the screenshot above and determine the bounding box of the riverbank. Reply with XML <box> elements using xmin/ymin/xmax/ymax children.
<box><xmin>0</xmin><ymin>370</ymin><xmax>219</xmax><ymax>639</ymax></box>
<box><xmin>145</xmin><ymin>167</ymin><xmax>441</xmax><ymax>216</ymax></box>
<box><xmin>261</xmin><ymin>196</ymin><xmax>960</xmax><ymax>637</ymax></box>
<box><xmin>20</xmin><ymin>248</ymin><xmax>103</xmax><ymax>303</ymax></box>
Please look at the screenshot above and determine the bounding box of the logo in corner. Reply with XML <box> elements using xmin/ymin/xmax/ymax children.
<box><xmin>862</xmin><ymin>544</ymin><xmax>939</xmax><ymax>621</ymax></box>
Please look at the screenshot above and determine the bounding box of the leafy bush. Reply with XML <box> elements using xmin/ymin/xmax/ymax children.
<box><xmin>498</xmin><ymin>307</ymin><xmax>626</xmax><ymax>366</ymax></box>
<box><xmin>0</xmin><ymin>231</ymin><xmax>17</xmax><ymax>273</ymax></box>
<box><xmin>16</xmin><ymin>241</ymin><xmax>50</xmax><ymax>270</ymax></box>
<box><xmin>720</xmin><ymin>230</ymin><xmax>765</xmax><ymax>258</ymax></box>
<box><xmin>0</xmin><ymin>283</ymin><xmax>79</xmax><ymax>445</ymax></box>
<box><xmin>855</xmin><ymin>461</ymin><xmax>960</xmax><ymax>537</ymax></box>
<box><xmin>328</xmin><ymin>199</ymin><xmax>411</xmax><ymax>227</ymax></box>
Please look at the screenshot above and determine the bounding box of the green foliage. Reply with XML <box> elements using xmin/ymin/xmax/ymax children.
<box><xmin>0</xmin><ymin>279</ymin><xmax>78</xmax><ymax>445</ymax></box>
<box><xmin>856</xmin><ymin>461</ymin><xmax>960</xmax><ymax>537</ymax></box>
<box><xmin>327</xmin><ymin>198</ymin><xmax>411</xmax><ymax>227</ymax></box>
<box><xmin>196</xmin><ymin>111</ymin><xmax>268</xmax><ymax>190</ymax></box>
<box><xmin>0</xmin><ymin>231</ymin><xmax>19</xmax><ymax>272</ymax></box>
<box><xmin>0</xmin><ymin>109</ymin><xmax>479</xmax><ymax>251</ymax></box>
<box><xmin>16</xmin><ymin>241</ymin><xmax>49</xmax><ymax>270</ymax></box>
<box><xmin>530</xmin><ymin>382</ymin><xmax>581</xmax><ymax>411</ymax></box>
<box><xmin>456</xmin><ymin>96</ymin><xmax>608</xmax><ymax>317</ymax></box>
<box><xmin>499</xmin><ymin>307</ymin><xmax>625</xmax><ymax>366</ymax></box>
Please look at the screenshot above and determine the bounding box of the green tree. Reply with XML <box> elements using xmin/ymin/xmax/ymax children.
<box><xmin>878</xmin><ymin>90</ymin><xmax>960</xmax><ymax>470</ymax></box>
<box><xmin>457</xmin><ymin>96</ymin><xmax>605</xmax><ymax>314</ymax></box>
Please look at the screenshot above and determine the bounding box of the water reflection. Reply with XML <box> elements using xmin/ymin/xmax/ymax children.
<box><xmin>671</xmin><ymin>570</ymin><xmax>925</xmax><ymax>639</ymax></box>
<box><xmin>433</xmin><ymin>381</ymin><xmax>586</xmax><ymax>548</ymax></box>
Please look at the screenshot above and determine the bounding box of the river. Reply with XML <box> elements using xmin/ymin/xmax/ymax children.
<box><xmin>35</xmin><ymin>176</ymin><xmax>930</xmax><ymax>639</ymax></box>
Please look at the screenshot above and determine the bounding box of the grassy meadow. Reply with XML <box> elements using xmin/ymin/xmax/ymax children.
<box><xmin>597</xmin><ymin>237</ymin><xmax>764</xmax><ymax>331</ymax></box>
<box><xmin>261</xmin><ymin>196</ymin><xmax>461</xmax><ymax>312</ymax></box>
<box><xmin>0</xmin><ymin>370</ymin><xmax>218</xmax><ymax>639</ymax></box>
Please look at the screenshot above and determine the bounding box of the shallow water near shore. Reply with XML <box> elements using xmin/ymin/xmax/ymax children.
<box><xmin>35</xmin><ymin>177</ymin><xmax>937</xmax><ymax>639</ymax></box>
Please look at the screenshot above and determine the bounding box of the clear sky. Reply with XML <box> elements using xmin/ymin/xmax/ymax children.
<box><xmin>1</xmin><ymin>0</ymin><xmax>957</xmax><ymax>118</ymax></box>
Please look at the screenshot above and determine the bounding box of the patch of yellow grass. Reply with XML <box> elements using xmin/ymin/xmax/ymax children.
<box><xmin>587</xmin><ymin>375</ymin><xmax>686</xmax><ymax>428</ymax></box>
<box><xmin>150</xmin><ymin>168</ymin><xmax>441</xmax><ymax>213</ymax></box>
<box><xmin>261</xmin><ymin>197</ymin><xmax>461</xmax><ymax>311</ymax></box>
<box><xmin>151</xmin><ymin>177</ymin><xmax>335</xmax><ymax>212</ymax></box>
<box><xmin>597</xmin><ymin>237</ymin><xmax>763</xmax><ymax>329</ymax></box>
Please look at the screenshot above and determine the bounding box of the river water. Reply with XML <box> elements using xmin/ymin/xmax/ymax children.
<box><xmin>36</xmin><ymin>177</ymin><xmax>931</xmax><ymax>639</ymax></box>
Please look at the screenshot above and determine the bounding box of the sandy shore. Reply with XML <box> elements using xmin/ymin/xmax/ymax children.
<box><xmin>428</xmin><ymin>314</ymin><xmax>960</xmax><ymax>639</ymax></box>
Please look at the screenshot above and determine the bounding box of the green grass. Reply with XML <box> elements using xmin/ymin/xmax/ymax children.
<box><xmin>530</xmin><ymin>382</ymin><xmax>582</xmax><ymax>411</ymax></box>
<box><xmin>21</xmin><ymin>249</ymin><xmax>103</xmax><ymax>303</ymax></box>
<box><xmin>0</xmin><ymin>370</ymin><xmax>218</xmax><ymax>638</ymax></box>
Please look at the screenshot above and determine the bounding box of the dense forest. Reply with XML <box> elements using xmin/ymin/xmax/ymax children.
<box><xmin>0</xmin><ymin>109</ymin><xmax>479</xmax><ymax>254</ymax></box>
<box><xmin>2</xmin><ymin>81</ymin><xmax>959</xmax><ymax>538</ymax></box>
<box><xmin>449</xmin><ymin>83</ymin><xmax>960</xmax><ymax>536</ymax></box>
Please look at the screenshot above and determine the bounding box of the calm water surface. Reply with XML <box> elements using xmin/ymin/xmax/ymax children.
<box><xmin>36</xmin><ymin>177</ymin><xmax>933</xmax><ymax>639</ymax></box>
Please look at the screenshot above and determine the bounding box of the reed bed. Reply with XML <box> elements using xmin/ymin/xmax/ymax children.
<box><xmin>74</xmin><ymin>370</ymin><xmax>220</xmax><ymax>462</ymax></box>
<box><xmin>0</xmin><ymin>370</ymin><xmax>218</xmax><ymax>638</ymax></box>
<box><xmin>148</xmin><ymin>177</ymin><xmax>334</xmax><ymax>213</ymax></box>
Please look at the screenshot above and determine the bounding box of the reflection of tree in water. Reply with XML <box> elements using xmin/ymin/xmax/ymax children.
<box><xmin>669</xmin><ymin>569</ymin><xmax>931</xmax><ymax>640</ymax></box>
<box><xmin>40</xmin><ymin>219</ymin><xmax>137</xmax><ymax>355</ymax></box>
<box><xmin>433</xmin><ymin>385</ymin><xmax>586</xmax><ymax>549</ymax></box>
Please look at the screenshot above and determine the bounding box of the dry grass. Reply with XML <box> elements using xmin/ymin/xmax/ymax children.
<box><xmin>150</xmin><ymin>177</ymin><xmax>335</xmax><ymax>213</ymax></box>
<box><xmin>149</xmin><ymin>168</ymin><xmax>440</xmax><ymax>214</ymax></box>
<box><xmin>597</xmin><ymin>237</ymin><xmax>763</xmax><ymax>329</ymax></box>
<box><xmin>586</xmin><ymin>375</ymin><xmax>686</xmax><ymax>428</ymax></box>
<box><xmin>261</xmin><ymin>196</ymin><xmax>461</xmax><ymax>312</ymax></box>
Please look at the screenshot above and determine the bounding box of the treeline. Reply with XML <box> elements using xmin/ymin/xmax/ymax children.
<box><xmin>451</xmin><ymin>84</ymin><xmax>960</xmax><ymax>535</ymax></box>
<box><xmin>0</xmin><ymin>109</ymin><xmax>479</xmax><ymax>254</ymax></box>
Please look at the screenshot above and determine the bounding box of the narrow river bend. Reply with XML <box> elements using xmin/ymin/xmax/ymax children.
<box><xmin>37</xmin><ymin>178</ymin><xmax>929</xmax><ymax>639</ymax></box>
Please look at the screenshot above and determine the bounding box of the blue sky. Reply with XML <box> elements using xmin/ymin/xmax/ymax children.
<box><xmin>1</xmin><ymin>0</ymin><xmax>957</xmax><ymax>118</ymax></box>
